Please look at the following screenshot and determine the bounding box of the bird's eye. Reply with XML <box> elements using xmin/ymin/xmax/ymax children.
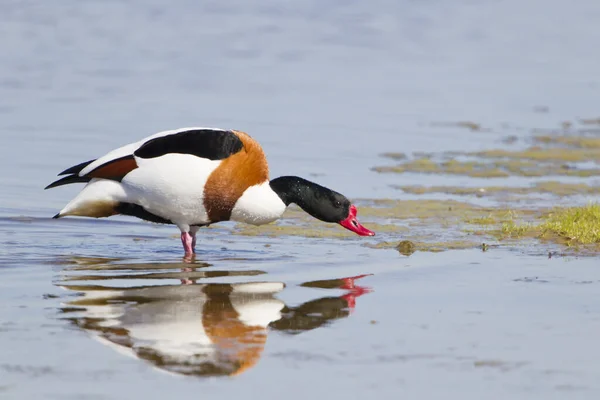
<box><xmin>335</xmin><ymin>201</ymin><xmax>342</xmax><ymax>207</ymax></box>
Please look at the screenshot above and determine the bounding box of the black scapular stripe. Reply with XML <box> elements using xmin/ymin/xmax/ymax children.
<box><xmin>134</xmin><ymin>129</ymin><xmax>244</xmax><ymax>160</ymax></box>
<box><xmin>115</xmin><ymin>203</ymin><xmax>173</xmax><ymax>224</ymax></box>
<box><xmin>58</xmin><ymin>159</ymin><xmax>96</xmax><ymax>176</ymax></box>
<box><xmin>115</xmin><ymin>203</ymin><xmax>209</xmax><ymax>228</ymax></box>
<box><xmin>45</xmin><ymin>174</ymin><xmax>92</xmax><ymax>190</ymax></box>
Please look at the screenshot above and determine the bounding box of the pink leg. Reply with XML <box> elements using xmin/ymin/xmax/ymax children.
<box><xmin>181</xmin><ymin>232</ymin><xmax>194</xmax><ymax>256</ymax></box>
<box><xmin>189</xmin><ymin>226</ymin><xmax>199</xmax><ymax>253</ymax></box>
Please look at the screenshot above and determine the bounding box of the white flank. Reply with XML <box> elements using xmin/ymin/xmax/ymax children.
<box><xmin>230</xmin><ymin>181</ymin><xmax>287</xmax><ymax>225</ymax></box>
<box><xmin>79</xmin><ymin>127</ymin><xmax>226</xmax><ymax>176</ymax></box>
<box><xmin>122</xmin><ymin>154</ymin><xmax>221</xmax><ymax>229</ymax></box>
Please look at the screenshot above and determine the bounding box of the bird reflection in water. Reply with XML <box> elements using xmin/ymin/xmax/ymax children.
<box><xmin>57</xmin><ymin>257</ymin><xmax>372</xmax><ymax>377</ymax></box>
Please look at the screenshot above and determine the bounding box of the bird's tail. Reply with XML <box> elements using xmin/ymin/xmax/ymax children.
<box><xmin>53</xmin><ymin>179</ymin><xmax>128</xmax><ymax>219</ymax></box>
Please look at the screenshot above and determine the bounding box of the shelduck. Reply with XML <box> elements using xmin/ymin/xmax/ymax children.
<box><xmin>46</xmin><ymin>127</ymin><xmax>375</xmax><ymax>255</ymax></box>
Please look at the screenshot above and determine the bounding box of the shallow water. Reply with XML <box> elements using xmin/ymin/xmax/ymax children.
<box><xmin>2</xmin><ymin>0</ymin><xmax>600</xmax><ymax>399</ymax></box>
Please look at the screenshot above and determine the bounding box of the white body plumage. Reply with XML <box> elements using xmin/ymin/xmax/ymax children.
<box><xmin>55</xmin><ymin>127</ymin><xmax>286</xmax><ymax>232</ymax></box>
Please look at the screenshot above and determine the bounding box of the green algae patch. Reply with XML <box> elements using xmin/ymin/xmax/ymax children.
<box><xmin>373</xmin><ymin>159</ymin><xmax>509</xmax><ymax>178</ymax></box>
<box><xmin>534</xmin><ymin>135</ymin><xmax>600</xmax><ymax>149</ymax></box>
<box><xmin>397</xmin><ymin>185</ymin><xmax>489</xmax><ymax>196</ymax></box>
<box><xmin>366</xmin><ymin>239</ymin><xmax>482</xmax><ymax>253</ymax></box>
<box><xmin>234</xmin><ymin>221</ymin><xmax>406</xmax><ymax>239</ymax></box>
<box><xmin>396</xmin><ymin>181</ymin><xmax>600</xmax><ymax>198</ymax></box>
<box><xmin>356</xmin><ymin>199</ymin><xmax>533</xmax><ymax>223</ymax></box>
<box><xmin>412</xmin><ymin>240</ymin><xmax>482</xmax><ymax>252</ymax></box>
<box><xmin>373</xmin><ymin>158</ymin><xmax>440</xmax><ymax>174</ymax></box>
<box><xmin>532</xmin><ymin>181</ymin><xmax>600</xmax><ymax>196</ymax></box>
<box><xmin>374</xmin><ymin>157</ymin><xmax>600</xmax><ymax>178</ymax></box>
<box><xmin>380</xmin><ymin>152</ymin><xmax>407</xmax><ymax>161</ymax></box>
<box><xmin>465</xmin><ymin>215</ymin><xmax>497</xmax><ymax>225</ymax></box>
<box><xmin>365</xmin><ymin>122</ymin><xmax>600</xmax><ymax>253</ymax></box>
<box><xmin>359</xmin><ymin>199</ymin><xmax>474</xmax><ymax>219</ymax></box>
<box><xmin>499</xmin><ymin>221</ymin><xmax>537</xmax><ymax>239</ymax></box>
<box><xmin>431</xmin><ymin>121</ymin><xmax>484</xmax><ymax>131</ymax></box>
<box><xmin>444</xmin><ymin>159</ymin><xmax>509</xmax><ymax>178</ymax></box>
<box><xmin>374</xmin><ymin>130</ymin><xmax>600</xmax><ymax>179</ymax></box>
<box><xmin>475</xmin><ymin>147</ymin><xmax>600</xmax><ymax>163</ymax></box>
<box><xmin>541</xmin><ymin>204</ymin><xmax>600</xmax><ymax>245</ymax></box>
<box><xmin>396</xmin><ymin>240</ymin><xmax>416</xmax><ymax>255</ymax></box>
<box><xmin>234</xmin><ymin>223</ymin><xmax>361</xmax><ymax>239</ymax></box>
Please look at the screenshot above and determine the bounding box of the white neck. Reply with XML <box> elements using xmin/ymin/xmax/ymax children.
<box><xmin>230</xmin><ymin>181</ymin><xmax>287</xmax><ymax>225</ymax></box>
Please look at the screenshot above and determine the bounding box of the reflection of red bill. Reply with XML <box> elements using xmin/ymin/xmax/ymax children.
<box><xmin>340</xmin><ymin>274</ymin><xmax>373</xmax><ymax>290</ymax></box>
<box><xmin>339</xmin><ymin>274</ymin><xmax>373</xmax><ymax>312</ymax></box>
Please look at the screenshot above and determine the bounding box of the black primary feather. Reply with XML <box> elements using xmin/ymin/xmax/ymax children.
<box><xmin>58</xmin><ymin>159</ymin><xmax>96</xmax><ymax>176</ymax></box>
<box><xmin>115</xmin><ymin>203</ymin><xmax>173</xmax><ymax>224</ymax></box>
<box><xmin>45</xmin><ymin>174</ymin><xmax>91</xmax><ymax>190</ymax></box>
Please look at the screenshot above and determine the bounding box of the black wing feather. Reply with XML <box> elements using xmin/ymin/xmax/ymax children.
<box><xmin>115</xmin><ymin>203</ymin><xmax>173</xmax><ymax>224</ymax></box>
<box><xmin>134</xmin><ymin>129</ymin><xmax>243</xmax><ymax>160</ymax></box>
<box><xmin>58</xmin><ymin>159</ymin><xmax>96</xmax><ymax>176</ymax></box>
<box><xmin>45</xmin><ymin>174</ymin><xmax>92</xmax><ymax>190</ymax></box>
